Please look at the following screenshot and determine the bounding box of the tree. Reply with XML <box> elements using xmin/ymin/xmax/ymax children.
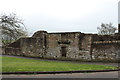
<box><xmin>97</xmin><ymin>23</ymin><xmax>117</xmax><ymax>35</ymax></box>
<box><xmin>0</xmin><ymin>13</ymin><xmax>28</xmax><ymax>45</ymax></box>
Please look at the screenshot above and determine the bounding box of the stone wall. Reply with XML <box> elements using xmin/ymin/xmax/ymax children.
<box><xmin>5</xmin><ymin>47</ymin><xmax>21</xmax><ymax>56</ymax></box>
<box><xmin>7</xmin><ymin>38</ymin><xmax>21</xmax><ymax>48</ymax></box>
<box><xmin>46</xmin><ymin>32</ymin><xmax>81</xmax><ymax>59</ymax></box>
<box><xmin>93</xmin><ymin>34</ymin><xmax>120</xmax><ymax>41</ymax></box>
<box><xmin>92</xmin><ymin>41</ymin><xmax>120</xmax><ymax>61</ymax></box>
<box><xmin>20</xmin><ymin>37</ymin><xmax>45</xmax><ymax>57</ymax></box>
<box><xmin>4</xmin><ymin>30</ymin><xmax>120</xmax><ymax>62</ymax></box>
<box><xmin>46</xmin><ymin>33</ymin><xmax>61</xmax><ymax>58</ymax></box>
<box><xmin>4</xmin><ymin>38</ymin><xmax>21</xmax><ymax>55</ymax></box>
<box><xmin>5</xmin><ymin>31</ymin><xmax>48</xmax><ymax>57</ymax></box>
<box><xmin>78</xmin><ymin>34</ymin><xmax>93</xmax><ymax>60</ymax></box>
<box><xmin>45</xmin><ymin>32</ymin><xmax>94</xmax><ymax>60</ymax></box>
<box><xmin>5</xmin><ymin>37</ymin><xmax>46</xmax><ymax>57</ymax></box>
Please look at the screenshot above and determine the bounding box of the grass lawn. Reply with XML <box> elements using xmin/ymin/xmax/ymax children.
<box><xmin>2</xmin><ymin>56</ymin><xmax>118</xmax><ymax>72</ymax></box>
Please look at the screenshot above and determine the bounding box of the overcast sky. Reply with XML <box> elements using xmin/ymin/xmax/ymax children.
<box><xmin>0</xmin><ymin>0</ymin><xmax>119</xmax><ymax>35</ymax></box>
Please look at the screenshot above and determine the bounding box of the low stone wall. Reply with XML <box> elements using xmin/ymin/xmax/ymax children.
<box><xmin>5</xmin><ymin>47</ymin><xmax>21</xmax><ymax>56</ymax></box>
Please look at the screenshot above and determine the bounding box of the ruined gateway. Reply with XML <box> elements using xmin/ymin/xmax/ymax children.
<box><xmin>4</xmin><ymin>25</ymin><xmax>120</xmax><ymax>62</ymax></box>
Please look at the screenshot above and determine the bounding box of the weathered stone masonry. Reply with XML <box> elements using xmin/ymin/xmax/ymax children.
<box><xmin>4</xmin><ymin>30</ymin><xmax>120</xmax><ymax>62</ymax></box>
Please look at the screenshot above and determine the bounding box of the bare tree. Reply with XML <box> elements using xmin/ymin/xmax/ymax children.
<box><xmin>0</xmin><ymin>13</ymin><xmax>28</xmax><ymax>45</ymax></box>
<box><xmin>97</xmin><ymin>23</ymin><xmax>117</xmax><ymax>35</ymax></box>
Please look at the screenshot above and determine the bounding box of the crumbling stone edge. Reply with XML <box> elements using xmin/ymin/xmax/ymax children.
<box><xmin>2</xmin><ymin>69</ymin><xmax>120</xmax><ymax>74</ymax></box>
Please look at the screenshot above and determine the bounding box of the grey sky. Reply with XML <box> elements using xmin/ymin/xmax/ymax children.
<box><xmin>0</xmin><ymin>0</ymin><xmax>119</xmax><ymax>35</ymax></box>
<box><xmin>118</xmin><ymin>1</ymin><xmax>120</xmax><ymax>24</ymax></box>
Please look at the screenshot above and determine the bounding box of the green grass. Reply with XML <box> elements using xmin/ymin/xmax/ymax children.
<box><xmin>2</xmin><ymin>56</ymin><xmax>118</xmax><ymax>72</ymax></box>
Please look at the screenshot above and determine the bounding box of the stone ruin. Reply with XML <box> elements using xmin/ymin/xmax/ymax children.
<box><xmin>3</xmin><ymin>25</ymin><xmax>120</xmax><ymax>62</ymax></box>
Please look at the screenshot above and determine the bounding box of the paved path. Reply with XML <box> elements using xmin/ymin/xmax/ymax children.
<box><xmin>2</xmin><ymin>71</ymin><xmax>119</xmax><ymax>78</ymax></box>
<box><xmin>2</xmin><ymin>55</ymin><xmax>120</xmax><ymax>78</ymax></box>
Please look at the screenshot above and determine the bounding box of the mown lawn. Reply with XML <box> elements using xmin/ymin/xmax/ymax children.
<box><xmin>2</xmin><ymin>56</ymin><xmax>118</xmax><ymax>72</ymax></box>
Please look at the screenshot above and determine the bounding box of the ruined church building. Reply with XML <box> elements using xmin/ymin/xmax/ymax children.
<box><xmin>4</xmin><ymin>24</ymin><xmax>120</xmax><ymax>62</ymax></box>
